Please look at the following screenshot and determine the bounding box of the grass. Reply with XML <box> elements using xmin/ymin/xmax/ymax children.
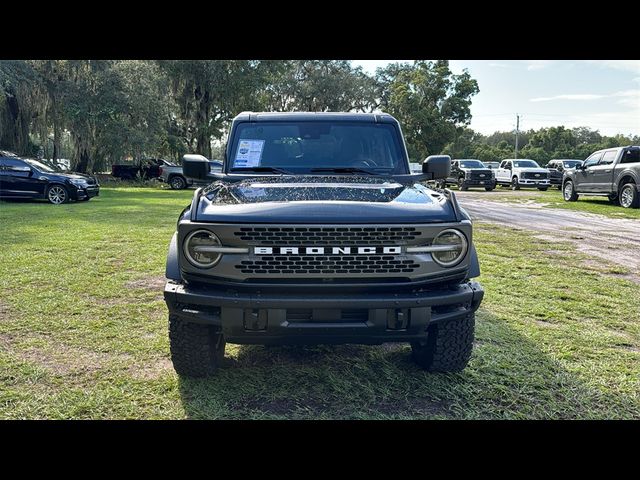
<box><xmin>0</xmin><ymin>188</ymin><xmax>638</xmax><ymax>419</ymax></box>
<box><xmin>463</xmin><ymin>185</ymin><xmax>640</xmax><ymax>219</ymax></box>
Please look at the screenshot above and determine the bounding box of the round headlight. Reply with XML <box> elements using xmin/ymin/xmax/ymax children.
<box><xmin>431</xmin><ymin>229</ymin><xmax>468</xmax><ymax>267</ymax></box>
<box><xmin>184</xmin><ymin>230</ymin><xmax>222</xmax><ymax>268</ymax></box>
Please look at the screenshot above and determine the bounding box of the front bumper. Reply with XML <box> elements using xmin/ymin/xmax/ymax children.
<box><xmin>462</xmin><ymin>179</ymin><xmax>496</xmax><ymax>188</ymax></box>
<box><xmin>164</xmin><ymin>280</ymin><xmax>484</xmax><ymax>345</ymax></box>
<box><xmin>72</xmin><ymin>185</ymin><xmax>100</xmax><ymax>200</ymax></box>
<box><xmin>518</xmin><ymin>179</ymin><xmax>550</xmax><ymax>187</ymax></box>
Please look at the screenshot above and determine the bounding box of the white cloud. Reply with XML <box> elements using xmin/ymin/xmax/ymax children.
<box><xmin>530</xmin><ymin>89</ymin><xmax>640</xmax><ymax>103</ymax></box>
<box><xmin>488</xmin><ymin>62</ymin><xmax>508</xmax><ymax>68</ymax></box>
<box><xmin>587</xmin><ymin>60</ymin><xmax>640</xmax><ymax>75</ymax></box>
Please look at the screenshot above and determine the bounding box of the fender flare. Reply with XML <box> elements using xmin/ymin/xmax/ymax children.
<box><xmin>468</xmin><ymin>243</ymin><xmax>481</xmax><ymax>279</ymax></box>
<box><xmin>165</xmin><ymin>232</ymin><xmax>181</xmax><ymax>280</ymax></box>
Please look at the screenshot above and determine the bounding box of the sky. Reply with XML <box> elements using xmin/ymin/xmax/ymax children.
<box><xmin>352</xmin><ymin>60</ymin><xmax>640</xmax><ymax>137</ymax></box>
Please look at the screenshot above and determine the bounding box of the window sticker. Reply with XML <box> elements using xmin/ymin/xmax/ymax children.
<box><xmin>234</xmin><ymin>139</ymin><xmax>265</xmax><ymax>168</ymax></box>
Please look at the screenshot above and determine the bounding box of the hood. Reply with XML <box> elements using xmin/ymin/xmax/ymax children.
<box><xmin>514</xmin><ymin>167</ymin><xmax>548</xmax><ymax>174</ymax></box>
<box><xmin>461</xmin><ymin>167</ymin><xmax>493</xmax><ymax>174</ymax></box>
<box><xmin>194</xmin><ymin>175</ymin><xmax>457</xmax><ymax>224</ymax></box>
<box><xmin>48</xmin><ymin>171</ymin><xmax>97</xmax><ymax>183</ymax></box>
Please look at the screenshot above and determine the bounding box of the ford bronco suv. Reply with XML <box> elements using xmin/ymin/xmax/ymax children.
<box><xmin>563</xmin><ymin>146</ymin><xmax>640</xmax><ymax>208</ymax></box>
<box><xmin>437</xmin><ymin>159</ymin><xmax>496</xmax><ymax>191</ymax></box>
<box><xmin>163</xmin><ymin>112</ymin><xmax>484</xmax><ymax>377</ymax></box>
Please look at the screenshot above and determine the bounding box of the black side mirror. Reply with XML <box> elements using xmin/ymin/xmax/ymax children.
<box><xmin>182</xmin><ymin>154</ymin><xmax>211</xmax><ymax>180</ymax></box>
<box><xmin>422</xmin><ymin>155</ymin><xmax>451</xmax><ymax>180</ymax></box>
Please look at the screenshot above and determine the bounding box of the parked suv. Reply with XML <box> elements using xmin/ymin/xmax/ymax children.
<box><xmin>437</xmin><ymin>159</ymin><xmax>496</xmax><ymax>191</ymax></box>
<box><xmin>164</xmin><ymin>112</ymin><xmax>484</xmax><ymax>377</ymax></box>
<box><xmin>495</xmin><ymin>159</ymin><xmax>550</xmax><ymax>190</ymax></box>
<box><xmin>0</xmin><ymin>151</ymin><xmax>99</xmax><ymax>204</ymax></box>
<box><xmin>546</xmin><ymin>159</ymin><xmax>583</xmax><ymax>189</ymax></box>
<box><xmin>563</xmin><ymin>146</ymin><xmax>640</xmax><ymax>208</ymax></box>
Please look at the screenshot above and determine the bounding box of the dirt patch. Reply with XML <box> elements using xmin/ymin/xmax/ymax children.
<box><xmin>128</xmin><ymin>356</ymin><xmax>173</xmax><ymax>380</ymax></box>
<box><xmin>125</xmin><ymin>275</ymin><xmax>166</xmax><ymax>291</ymax></box>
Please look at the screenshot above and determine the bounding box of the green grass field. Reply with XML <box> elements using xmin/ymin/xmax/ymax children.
<box><xmin>1</xmin><ymin>188</ymin><xmax>638</xmax><ymax>419</ymax></box>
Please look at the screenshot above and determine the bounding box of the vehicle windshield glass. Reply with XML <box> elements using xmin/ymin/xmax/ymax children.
<box><xmin>24</xmin><ymin>159</ymin><xmax>59</xmax><ymax>172</ymax></box>
<box><xmin>513</xmin><ymin>160</ymin><xmax>539</xmax><ymax>168</ymax></box>
<box><xmin>459</xmin><ymin>160</ymin><xmax>484</xmax><ymax>168</ymax></box>
<box><xmin>563</xmin><ymin>161</ymin><xmax>582</xmax><ymax>168</ymax></box>
<box><xmin>229</xmin><ymin>122</ymin><xmax>407</xmax><ymax>174</ymax></box>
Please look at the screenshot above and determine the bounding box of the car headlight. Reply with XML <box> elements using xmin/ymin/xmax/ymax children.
<box><xmin>70</xmin><ymin>179</ymin><xmax>89</xmax><ymax>187</ymax></box>
<box><xmin>184</xmin><ymin>230</ymin><xmax>222</xmax><ymax>268</ymax></box>
<box><xmin>431</xmin><ymin>229</ymin><xmax>468</xmax><ymax>267</ymax></box>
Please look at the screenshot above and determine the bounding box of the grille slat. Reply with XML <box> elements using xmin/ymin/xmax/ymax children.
<box><xmin>236</xmin><ymin>255</ymin><xmax>420</xmax><ymax>275</ymax></box>
<box><xmin>522</xmin><ymin>172</ymin><xmax>549</xmax><ymax>179</ymax></box>
<box><xmin>234</xmin><ymin>226</ymin><xmax>421</xmax><ymax>245</ymax></box>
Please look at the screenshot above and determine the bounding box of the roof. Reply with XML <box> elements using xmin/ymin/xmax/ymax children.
<box><xmin>233</xmin><ymin>111</ymin><xmax>398</xmax><ymax>124</ymax></box>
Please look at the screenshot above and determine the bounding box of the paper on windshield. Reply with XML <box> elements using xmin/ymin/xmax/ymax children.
<box><xmin>233</xmin><ymin>139</ymin><xmax>265</xmax><ymax>168</ymax></box>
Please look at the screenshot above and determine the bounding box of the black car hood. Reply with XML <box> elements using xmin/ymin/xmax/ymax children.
<box><xmin>46</xmin><ymin>171</ymin><xmax>97</xmax><ymax>183</ymax></box>
<box><xmin>194</xmin><ymin>176</ymin><xmax>456</xmax><ymax>224</ymax></box>
<box><xmin>460</xmin><ymin>168</ymin><xmax>493</xmax><ymax>174</ymax></box>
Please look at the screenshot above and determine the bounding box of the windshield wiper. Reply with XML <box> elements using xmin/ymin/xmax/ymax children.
<box><xmin>231</xmin><ymin>166</ymin><xmax>294</xmax><ymax>175</ymax></box>
<box><xmin>310</xmin><ymin>167</ymin><xmax>383</xmax><ymax>175</ymax></box>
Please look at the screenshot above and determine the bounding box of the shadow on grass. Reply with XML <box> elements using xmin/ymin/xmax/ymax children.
<box><xmin>176</xmin><ymin>310</ymin><xmax>629</xmax><ymax>419</ymax></box>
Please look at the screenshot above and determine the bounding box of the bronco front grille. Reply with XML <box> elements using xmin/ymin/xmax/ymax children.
<box><xmin>235</xmin><ymin>255</ymin><xmax>421</xmax><ymax>275</ymax></box>
<box><xmin>233</xmin><ymin>226</ymin><xmax>422</xmax><ymax>246</ymax></box>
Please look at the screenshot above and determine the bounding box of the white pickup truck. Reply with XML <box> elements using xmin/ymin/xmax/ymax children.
<box><xmin>495</xmin><ymin>158</ymin><xmax>550</xmax><ymax>190</ymax></box>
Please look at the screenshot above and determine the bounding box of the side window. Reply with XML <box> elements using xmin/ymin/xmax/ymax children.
<box><xmin>505</xmin><ymin>161</ymin><xmax>512</xmax><ymax>169</ymax></box>
<box><xmin>620</xmin><ymin>149</ymin><xmax>640</xmax><ymax>164</ymax></box>
<box><xmin>499</xmin><ymin>161</ymin><xmax>507</xmax><ymax>169</ymax></box>
<box><xmin>583</xmin><ymin>152</ymin><xmax>602</xmax><ymax>168</ymax></box>
<box><xmin>600</xmin><ymin>150</ymin><xmax>617</xmax><ymax>165</ymax></box>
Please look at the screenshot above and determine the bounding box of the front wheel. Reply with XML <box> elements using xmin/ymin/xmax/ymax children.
<box><xmin>563</xmin><ymin>180</ymin><xmax>579</xmax><ymax>202</ymax></box>
<box><xmin>169</xmin><ymin>315</ymin><xmax>226</xmax><ymax>377</ymax></box>
<box><xmin>619</xmin><ymin>183</ymin><xmax>639</xmax><ymax>208</ymax></box>
<box><xmin>484</xmin><ymin>186</ymin><xmax>495</xmax><ymax>191</ymax></box>
<box><xmin>46</xmin><ymin>184</ymin><xmax>69</xmax><ymax>204</ymax></box>
<box><xmin>411</xmin><ymin>313</ymin><xmax>475</xmax><ymax>372</ymax></box>
<box><xmin>511</xmin><ymin>177</ymin><xmax>520</xmax><ymax>190</ymax></box>
<box><xmin>169</xmin><ymin>175</ymin><xmax>187</xmax><ymax>190</ymax></box>
<box><xmin>457</xmin><ymin>178</ymin><xmax>468</xmax><ymax>191</ymax></box>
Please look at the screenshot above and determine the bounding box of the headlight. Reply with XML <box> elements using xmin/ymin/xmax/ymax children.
<box><xmin>70</xmin><ymin>179</ymin><xmax>89</xmax><ymax>187</ymax></box>
<box><xmin>184</xmin><ymin>230</ymin><xmax>222</xmax><ymax>268</ymax></box>
<box><xmin>431</xmin><ymin>229</ymin><xmax>468</xmax><ymax>267</ymax></box>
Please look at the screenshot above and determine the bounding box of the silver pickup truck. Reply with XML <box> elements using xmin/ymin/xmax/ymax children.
<box><xmin>159</xmin><ymin>160</ymin><xmax>223</xmax><ymax>189</ymax></box>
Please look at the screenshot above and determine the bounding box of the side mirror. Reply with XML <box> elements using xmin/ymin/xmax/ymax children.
<box><xmin>182</xmin><ymin>154</ymin><xmax>211</xmax><ymax>180</ymax></box>
<box><xmin>422</xmin><ymin>155</ymin><xmax>451</xmax><ymax>180</ymax></box>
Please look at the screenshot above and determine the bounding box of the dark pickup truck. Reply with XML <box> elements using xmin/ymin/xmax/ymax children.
<box><xmin>163</xmin><ymin>111</ymin><xmax>484</xmax><ymax>377</ymax></box>
<box><xmin>546</xmin><ymin>159</ymin><xmax>583</xmax><ymax>189</ymax></box>
<box><xmin>111</xmin><ymin>158</ymin><xmax>175</xmax><ymax>180</ymax></box>
<box><xmin>563</xmin><ymin>146</ymin><xmax>640</xmax><ymax>208</ymax></box>
<box><xmin>437</xmin><ymin>159</ymin><xmax>496</xmax><ymax>191</ymax></box>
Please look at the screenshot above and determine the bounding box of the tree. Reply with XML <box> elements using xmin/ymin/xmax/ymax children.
<box><xmin>377</xmin><ymin>60</ymin><xmax>479</xmax><ymax>161</ymax></box>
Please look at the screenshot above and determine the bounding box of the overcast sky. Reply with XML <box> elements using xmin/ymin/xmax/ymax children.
<box><xmin>352</xmin><ymin>60</ymin><xmax>640</xmax><ymax>137</ymax></box>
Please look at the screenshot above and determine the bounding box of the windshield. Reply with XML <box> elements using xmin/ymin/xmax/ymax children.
<box><xmin>563</xmin><ymin>161</ymin><xmax>582</xmax><ymax>168</ymax></box>
<box><xmin>513</xmin><ymin>160</ymin><xmax>539</xmax><ymax>168</ymax></box>
<box><xmin>458</xmin><ymin>160</ymin><xmax>485</xmax><ymax>168</ymax></box>
<box><xmin>229</xmin><ymin>122</ymin><xmax>407</xmax><ymax>174</ymax></box>
<box><xmin>24</xmin><ymin>159</ymin><xmax>59</xmax><ymax>172</ymax></box>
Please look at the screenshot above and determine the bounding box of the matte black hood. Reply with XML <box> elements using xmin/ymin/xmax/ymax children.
<box><xmin>193</xmin><ymin>176</ymin><xmax>457</xmax><ymax>224</ymax></box>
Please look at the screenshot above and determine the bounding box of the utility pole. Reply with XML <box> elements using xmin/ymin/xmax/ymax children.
<box><xmin>515</xmin><ymin>114</ymin><xmax>520</xmax><ymax>159</ymax></box>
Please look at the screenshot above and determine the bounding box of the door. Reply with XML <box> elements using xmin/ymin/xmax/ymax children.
<box><xmin>0</xmin><ymin>159</ymin><xmax>41</xmax><ymax>197</ymax></box>
<box><xmin>496</xmin><ymin>160</ymin><xmax>512</xmax><ymax>183</ymax></box>
<box><xmin>590</xmin><ymin>150</ymin><xmax>618</xmax><ymax>193</ymax></box>
<box><xmin>576</xmin><ymin>152</ymin><xmax>602</xmax><ymax>192</ymax></box>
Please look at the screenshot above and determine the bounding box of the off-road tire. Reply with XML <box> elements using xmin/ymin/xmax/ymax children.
<box><xmin>563</xmin><ymin>180</ymin><xmax>578</xmax><ymax>202</ymax></box>
<box><xmin>484</xmin><ymin>186</ymin><xmax>494</xmax><ymax>191</ymax></box>
<box><xmin>411</xmin><ymin>313</ymin><xmax>475</xmax><ymax>372</ymax></box>
<box><xmin>619</xmin><ymin>182</ymin><xmax>639</xmax><ymax>208</ymax></box>
<box><xmin>457</xmin><ymin>178</ymin><xmax>468</xmax><ymax>191</ymax></box>
<box><xmin>511</xmin><ymin>176</ymin><xmax>520</xmax><ymax>190</ymax></box>
<box><xmin>169</xmin><ymin>175</ymin><xmax>187</xmax><ymax>190</ymax></box>
<box><xmin>168</xmin><ymin>314</ymin><xmax>225</xmax><ymax>377</ymax></box>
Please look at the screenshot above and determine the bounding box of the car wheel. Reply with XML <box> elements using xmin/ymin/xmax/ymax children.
<box><xmin>563</xmin><ymin>180</ymin><xmax>578</xmax><ymax>202</ymax></box>
<box><xmin>169</xmin><ymin>175</ymin><xmax>187</xmax><ymax>190</ymax></box>
<box><xmin>608</xmin><ymin>193</ymin><xmax>619</xmax><ymax>205</ymax></box>
<box><xmin>169</xmin><ymin>314</ymin><xmax>225</xmax><ymax>377</ymax></box>
<box><xmin>511</xmin><ymin>176</ymin><xmax>520</xmax><ymax>190</ymax></box>
<box><xmin>47</xmin><ymin>185</ymin><xmax>69</xmax><ymax>204</ymax></box>
<box><xmin>484</xmin><ymin>186</ymin><xmax>494</xmax><ymax>191</ymax></box>
<box><xmin>411</xmin><ymin>313</ymin><xmax>475</xmax><ymax>372</ymax></box>
<box><xmin>619</xmin><ymin>183</ymin><xmax>639</xmax><ymax>208</ymax></box>
<box><xmin>457</xmin><ymin>177</ymin><xmax>468</xmax><ymax>191</ymax></box>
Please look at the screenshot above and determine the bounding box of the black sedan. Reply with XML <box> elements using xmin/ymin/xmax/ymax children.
<box><xmin>0</xmin><ymin>152</ymin><xmax>99</xmax><ymax>204</ymax></box>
